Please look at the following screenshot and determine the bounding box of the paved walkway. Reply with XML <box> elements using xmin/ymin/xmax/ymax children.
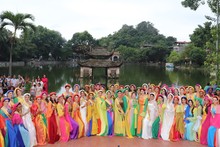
<box><xmin>41</xmin><ymin>136</ymin><xmax>206</xmax><ymax>147</ymax></box>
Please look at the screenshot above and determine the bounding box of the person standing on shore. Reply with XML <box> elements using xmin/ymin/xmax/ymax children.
<box><xmin>35</xmin><ymin>83</ymin><xmax>43</xmax><ymax>96</ymax></box>
<box><xmin>41</xmin><ymin>75</ymin><xmax>48</xmax><ymax>93</ymax></box>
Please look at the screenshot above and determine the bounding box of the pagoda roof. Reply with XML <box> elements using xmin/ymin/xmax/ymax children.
<box><xmin>87</xmin><ymin>48</ymin><xmax>114</xmax><ymax>58</ymax></box>
<box><xmin>78</xmin><ymin>59</ymin><xmax>123</xmax><ymax>68</ymax></box>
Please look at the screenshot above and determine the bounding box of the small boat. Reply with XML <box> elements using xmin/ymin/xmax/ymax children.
<box><xmin>165</xmin><ymin>63</ymin><xmax>174</xmax><ymax>68</ymax></box>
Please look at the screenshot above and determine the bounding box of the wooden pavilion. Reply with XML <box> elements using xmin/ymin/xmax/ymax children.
<box><xmin>78</xmin><ymin>47</ymin><xmax>123</xmax><ymax>78</ymax></box>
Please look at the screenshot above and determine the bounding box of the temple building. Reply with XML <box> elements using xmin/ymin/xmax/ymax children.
<box><xmin>78</xmin><ymin>47</ymin><xmax>123</xmax><ymax>78</ymax></box>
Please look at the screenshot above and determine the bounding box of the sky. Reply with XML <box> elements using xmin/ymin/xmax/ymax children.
<box><xmin>0</xmin><ymin>0</ymin><xmax>215</xmax><ymax>41</ymax></box>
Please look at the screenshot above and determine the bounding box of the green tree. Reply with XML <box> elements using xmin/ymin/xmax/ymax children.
<box><xmin>166</xmin><ymin>36</ymin><xmax>177</xmax><ymax>46</ymax></box>
<box><xmin>98</xmin><ymin>21</ymin><xmax>176</xmax><ymax>50</ymax></box>
<box><xmin>0</xmin><ymin>11</ymin><xmax>35</xmax><ymax>75</ymax></box>
<box><xmin>116</xmin><ymin>45</ymin><xmax>139</xmax><ymax>62</ymax></box>
<box><xmin>0</xmin><ymin>28</ymin><xmax>11</xmax><ymax>61</ymax></box>
<box><xmin>190</xmin><ymin>22</ymin><xmax>214</xmax><ymax>48</ymax></box>
<box><xmin>181</xmin><ymin>0</ymin><xmax>219</xmax><ymax>82</ymax></box>
<box><xmin>189</xmin><ymin>46</ymin><xmax>206</xmax><ymax>65</ymax></box>
<box><xmin>69</xmin><ymin>31</ymin><xmax>97</xmax><ymax>54</ymax></box>
<box><xmin>167</xmin><ymin>51</ymin><xmax>181</xmax><ymax>64</ymax></box>
<box><xmin>181</xmin><ymin>0</ymin><xmax>219</xmax><ymax>14</ymax></box>
<box><xmin>30</xmin><ymin>26</ymin><xmax>66</xmax><ymax>60</ymax></box>
<box><xmin>146</xmin><ymin>46</ymin><xmax>171</xmax><ymax>62</ymax></box>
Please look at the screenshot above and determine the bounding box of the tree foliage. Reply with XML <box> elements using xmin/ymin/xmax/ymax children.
<box><xmin>0</xmin><ymin>28</ymin><xmax>11</xmax><ymax>61</ymax></box>
<box><xmin>167</xmin><ymin>51</ymin><xmax>181</xmax><ymax>64</ymax></box>
<box><xmin>190</xmin><ymin>22</ymin><xmax>214</xmax><ymax>48</ymax></box>
<box><xmin>99</xmin><ymin>21</ymin><xmax>176</xmax><ymax>63</ymax></box>
<box><xmin>1</xmin><ymin>25</ymin><xmax>67</xmax><ymax>61</ymax></box>
<box><xmin>181</xmin><ymin>0</ymin><xmax>219</xmax><ymax>14</ymax></box>
<box><xmin>181</xmin><ymin>0</ymin><xmax>220</xmax><ymax>82</ymax></box>
<box><xmin>0</xmin><ymin>11</ymin><xmax>35</xmax><ymax>75</ymax></box>
<box><xmin>0</xmin><ymin>11</ymin><xmax>178</xmax><ymax>64</ymax></box>
<box><xmin>117</xmin><ymin>45</ymin><xmax>171</xmax><ymax>63</ymax></box>
<box><xmin>99</xmin><ymin>21</ymin><xmax>176</xmax><ymax>49</ymax></box>
<box><xmin>69</xmin><ymin>31</ymin><xmax>97</xmax><ymax>54</ymax></box>
<box><xmin>187</xmin><ymin>45</ymin><xmax>206</xmax><ymax>65</ymax></box>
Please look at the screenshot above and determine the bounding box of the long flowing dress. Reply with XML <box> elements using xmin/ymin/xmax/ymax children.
<box><xmin>41</xmin><ymin>77</ymin><xmax>48</xmax><ymax>92</ymax></box>
<box><xmin>207</xmin><ymin>105</ymin><xmax>220</xmax><ymax>147</ymax></box>
<box><xmin>0</xmin><ymin>107</ymin><xmax>16</xmax><ymax>147</ymax></box>
<box><xmin>0</xmin><ymin>115</ymin><xmax>5</xmax><ymax>147</ymax></box>
<box><xmin>72</xmin><ymin>102</ymin><xmax>85</xmax><ymax>138</ymax></box>
<box><xmin>200</xmin><ymin>105</ymin><xmax>211</xmax><ymax>145</ymax></box>
<box><xmin>86</xmin><ymin>100</ymin><xmax>99</xmax><ymax>136</ymax></box>
<box><xmin>22</xmin><ymin>102</ymin><xmax>37</xmax><ymax>147</ymax></box>
<box><xmin>123</xmin><ymin>96</ymin><xmax>133</xmax><ymax>138</ymax></box>
<box><xmin>57</xmin><ymin>103</ymin><xmax>70</xmax><ymax>142</ymax></box>
<box><xmin>153</xmin><ymin>103</ymin><xmax>166</xmax><ymax>139</ymax></box>
<box><xmin>31</xmin><ymin>103</ymin><xmax>47</xmax><ymax>145</ymax></box>
<box><xmin>105</xmin><ymin>99</ymin><xmax>114</xmax><ymax>136</ymax></box>
<box><xmin>114</xmin><ymin>98</ymin><xmax>125</xmax><ymax>136</ymax></box>
<box><xmin>80</xmin><ymin>97</ymin><xmax>88</xmax><ymax>136</ymax></box>
<box><xmin>169</xmin><ymin>104</ymin><xmax>184</xmax><ymax>141</ymax></box>
<box><xmin>137</xmin><ymin>95</ymin><xmax>148</xmax><ymax>137</ymax></box>
<box><xmin>40</xmin><ymin>100</ymin><xmax>48</xmax><ymax>127</ymax></box>
<box><xmin>12</xmin><ymin>112</ymin><xmax>30</xmax><ymax>147</ymax></box>
<box><xmin>46</xmin><ymin>101</ymin><xmax>60</xmax><ymax>143</ymax></box>
<box><xmin>97</xmin><ymin>97</ymin><xmax>108</xmax><ymax>136</ymax></box>
<box><xmin>184</xmin><ymin>105</ymin><xmax>191</xmax><ymax>140</ymax></box>
<box><xmin>142</xmin><ymin>100</ymin><xmax>158</xmax><ymax>139</ymax></box>
<box><xmin>192</xmin><ymin>106</ymin><xmax>202</xmax><ymax>138</ymax></box>
<box><xmin>64</xmin><ymin>102</ymin><xmax>79</xmax><ymax>139</ymax></box>
<box><xmin>161</xmin><ymin>100</ymin><xmax>174</xmax><ymax>140</ymax></box>
<box><xmin>129</xmin><ymin>99</ymin><xmax>139</xmax><ymax>136</ymax></box>
<box><xmin>185</xmin><ymin>107</ymin><xmax>198</xmax><ymax>141</ymax></box>
<box><xmin>94</xmin><ymin>97</ymin><xmax>101</xmax><ymax>134</ymax></box>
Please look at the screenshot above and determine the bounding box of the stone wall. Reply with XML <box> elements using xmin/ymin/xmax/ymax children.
<box><xmin>0</xmin><ymin>62</ymin><xmax>25</xmax><ymax>67</ymax></box>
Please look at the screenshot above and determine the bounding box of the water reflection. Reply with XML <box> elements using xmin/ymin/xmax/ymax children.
<box><xmin>0</xmin><ymin>63</ymin><xmax>211</xmax><ymax>93</ymax></box>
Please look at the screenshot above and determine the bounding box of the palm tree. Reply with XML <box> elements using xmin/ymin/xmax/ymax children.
<box><xmin>0</xmin><ymin>11</ymin><xmax>35</xmax><ymax>75</ymax></box>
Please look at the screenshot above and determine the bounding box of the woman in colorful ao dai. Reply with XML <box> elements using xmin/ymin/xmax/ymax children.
<box><xmin>160</xmin><ymin>93</ymin><xmax>175</xmax><ymax>141</ymax></box>
<box><xmin>12</xmin><ymin>102</ymin><xmax>30</xmax><ymax>147</ymax></box>
<box><xmin>46</xmin><ymin>92</ymin><xmax>60</xmax><ymax>143</ymax></box>
<box><xmin>57</xmin><ymin>94</ymin><xmax>70</xmax><ymax>142</ymax></box>
<box><xmin>22</xmin><ymin>93</ymin><xmax>37</xmax><ymax>147</ymax></box>
<box><xmin>0</xmin><ymin>98</ymin><xmax>16</xmax><ymax>147</ymax></box>
<box><xmin>72</xmin><ymin>94</ymin><xmax>85</xmax><ymax>138</ymax></box>
<box><xmin>207</xmin><ymin>96</ymin><xmax>220</xmax><ymax>147</ymax></box>
<box><xmin>86</xmin><ymin>92</ymin><xmax>99</xmax><ymax>136</ymax></box>
<box><xmin>137</xmin><ymin>88</ymin><xmax>148</xmax><ymax>137</ymax></box>
<box><xmin>142</xmin><ymin>93</ymin><xmax>158</xmax><ymax>139</ymax></box>
<box><xmin>114</xmin><ymin>90</ymin><xmax>126</xmax><ymax>136</ymax></box>
<box><xmin>64</xmin><ymin>95</ymin><xmax>79</xmax><ymax>139</ymax></box>
<box><xmin>105</xmin><ymin>90</ymin><xmax>114</xmax><ymax>136</ymax></box>
<box><xmin>31</xmin><ymin>96</ymin><xmax>47</xmax><ymax>145</ymax></box>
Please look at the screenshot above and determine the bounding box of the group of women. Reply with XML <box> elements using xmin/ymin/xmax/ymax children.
<box><xmin>0</xmin><ymin>83</ymin><xmax>220</xmax><ymax>147</ymax></box>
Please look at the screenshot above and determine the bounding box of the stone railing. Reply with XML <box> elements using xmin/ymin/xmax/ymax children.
<box><xmin>0</xmin><ymin>62</ymin><xmax>25</xmax><ymax>67</ymax></box>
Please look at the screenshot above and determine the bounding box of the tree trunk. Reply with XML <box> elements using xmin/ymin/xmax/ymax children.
<box><xmin>9</xmin><ymin>42</ymin><xmax>13</xmax><ymax>76</ymax></box>
<box><xmin>9</xmin><ymin>29</ymin><xmax>17</xmax><ymax>76</ymax></box>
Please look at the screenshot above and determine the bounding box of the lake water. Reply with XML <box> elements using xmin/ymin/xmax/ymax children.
<box><xmin>0</xmin><ymin>63</ymin><xmax>211</xmax><ymax>93</ymax></box>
